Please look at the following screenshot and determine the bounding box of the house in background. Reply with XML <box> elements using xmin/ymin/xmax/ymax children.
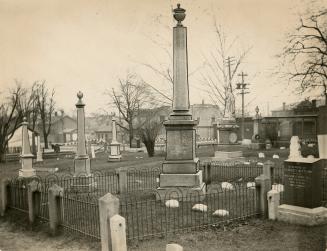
<box><xmin>7</xmin><ymin>125</ymin><xmax>38</xmax><ymax>153</ymax></box>
<box><xmin>191</xmin><ymin>101</ymin><xmax>222</xmax><ymax>139</ymax></box>
<box><xmin>46</xmin><ymin>112</ymin><xmax>77</xmax><ymax>144</ymax></box>
<box><xmin>262</xmin><ymin>99</ymin><xmax>320</xmax><ymax>146</ymax></box>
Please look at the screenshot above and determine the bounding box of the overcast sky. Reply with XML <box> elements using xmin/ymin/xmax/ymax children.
<box><xmin>0</xmin><ymin>0</ymin><xmax>325</xmax><ymax>116</ymax></box>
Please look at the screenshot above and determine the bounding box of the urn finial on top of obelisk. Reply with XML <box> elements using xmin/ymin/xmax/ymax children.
<box><xmin>76</xmin><ymin>91</ymin><xmax>85</xmax><ymax>107</ymax></box>
<box><xmin>173</xmin><ymin>4</ymin><xmax>186</xmax><ymax>26</ymax></box>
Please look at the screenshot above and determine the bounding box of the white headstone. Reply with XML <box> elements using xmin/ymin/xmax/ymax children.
<box><xmin>221</xmin><ymin>182</ymin><xmax>234</xmax><ymax>190</ymax></box>
<box><xmin>258</xmin><ymin>152</ymin><xmax>265</xmax><ymax>158</ymax></box>
<box><xmin>213</xmin><ymin>209</ymin><xmax>229</xmax><ymax>217</ymax></box>
<box><xmin>192</xmin><ymin>204</ymin><xmax>207</xmax><ymax>212</ymax></box>
<box><xmin>165</xmin><ymin>200</ymin><xmax>179</xmax><ymax>208</ymax></box>
<box><xmin>91</xmin><ymin>145</ymin><xmax>96</xmax><ymax>159</ymax></box>
<box><xmin>272</xmin><ymin>154</ymin><xmax>279</xmax><ymax>159</ymax></box>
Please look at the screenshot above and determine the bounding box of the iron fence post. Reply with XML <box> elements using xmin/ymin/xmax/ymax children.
<box><xmin>255</xmin><ymin>174</ymin><xmax>271</xmax><ymax>218</ymax></box>
<box><xmin>48</xmin><ymin>184</ymin><xmax>64</xmax><ymax>235</ymax></box>
<box><xmin>0</xmin><ymin>179</ymin><xmax>10</xmax><ymax>216</ymax></box>
<box><xmin>27</xmin><ymin>180</ymin><xmax>41</xmax><ymax>224</ymax></box>
<box><xmin>117</xmin><ymin>167</ymin><xmax>128</xmax><ymax>194</ymax></box>
<box><xmin>99</xmin><ymin>193</ymin><xmax>120</xmax><ymax>251</ymax></box>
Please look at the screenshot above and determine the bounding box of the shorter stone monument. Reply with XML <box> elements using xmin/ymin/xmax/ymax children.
<box><xmin>36</xmin><ymin>135</ymin><xmax>43</xmax><ymax>162</ymax></box>
<box><xmin>108</xmin><ymin>117</ymin><xmax>122</xmax><ymax>162</ymax></box>
<box><xmin>19</xmin><ymin>117</ymin><xmax>36</xmax><ymax>177</ymax></box>
<box><xmin>250</xmin><ymin>106</ymin><xmax>264</xmax><ymax>149</ymax></box>
<box><xmin>277</xmin><ymin>136</ymin><xmax>327</xmax><ymax>226</ymax></box>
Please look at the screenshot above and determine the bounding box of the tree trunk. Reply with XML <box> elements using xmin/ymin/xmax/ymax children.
<box><xmin>129</xmin><ymin>122</ymin><xmax>133</xmax><ymax>148</ymax></box>
<box><xmin>43</xmin><ymin>130</ymin><xmax>49</xmax><ymax>149</ymax></box>
<box><xmin>31</xmin><ymin>132</ymin><xmax>36</xmax><ymax>155</ymax></box>
<box><xmin>0</xmin><ymin>145</ymin><xmax>6</xmax><ymax>163</ymax></box>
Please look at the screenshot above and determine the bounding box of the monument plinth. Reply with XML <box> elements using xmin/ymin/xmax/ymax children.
<box><xmin>19</xmin><ymin>117</ymin><xmax>36</xmax><ymax>177</ymax></box>
<box><xmin>157</xmin><ymin>4</ymin><xmax>205</xmax><ymax>200</ymax></box>
<box><xmin>108</xmin><ymin>117</ymin><xmax>122</xmax><ymax>162</ymax></box>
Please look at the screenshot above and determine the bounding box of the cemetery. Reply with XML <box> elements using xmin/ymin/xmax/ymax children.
<box><xmin>1</xmin><ymin>2</ymin><xmax>327</xmax><ymax>251</ymax></box>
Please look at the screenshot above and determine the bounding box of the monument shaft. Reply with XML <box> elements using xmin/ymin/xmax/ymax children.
<box><xmin>173</xmin><ymin>26</ymin><xmax>189</xmax><ymax>112</ymax></box>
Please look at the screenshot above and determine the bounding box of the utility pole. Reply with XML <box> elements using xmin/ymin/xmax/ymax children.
<box><xmin>225</xmin><ymin>56</ymin><xmax>235</xmax><ymax>90</ymax></box>
<box><xmin>236</xmin><ymin>72</ymin><xmax>250</xmax><ymax>140</ymax></box>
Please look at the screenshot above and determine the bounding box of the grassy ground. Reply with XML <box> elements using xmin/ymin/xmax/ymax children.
<box><xmin>0</xmin><ymin>215</ymin><xmax>326</xmax><ymax>251</ymax></box>
<box><xmin>0</xmin><ymin>145</ymin><xmax>289</xmax><ymax>178</ymax></box>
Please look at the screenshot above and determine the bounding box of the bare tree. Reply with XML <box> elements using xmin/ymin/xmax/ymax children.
<box><xmin>200</xmin><ymin>22</ymin><xmax>252</xmax><ymax>116</ymax></box>
<box><xmin>280</xmin><ymin>8</ymin><xmax>327</xmax><ymax>104</ymax></box>
<box><xmin>136</xmin><ymin>107</ymin><xmax>164</xmax><ymax>157</ymax></box>
<box><xmin>108</xmin><ymin>73</ymin><xmax>154</xmax><ymax>147</ymax></box>
<box><xmin>0</xmin><ymin>84</ymin><xmax>26</xmax><ymax>162</ymax></box>
<box><xmin>35</xmin><ymin>81</ymin><xmax>55</xmax><ymax>149</ymax></box>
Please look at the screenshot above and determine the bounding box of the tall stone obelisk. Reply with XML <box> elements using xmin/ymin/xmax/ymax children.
<box><xmin>19</xmin><ymin>117</ymin><xmax>36</xmax><ymax>177</ymax></box>
<box><xmin>157</xmin><ymin>4</ymin><xmax>205</xmax><ymax>199</ymax></box>
<box><xmin>74</xmin><ymin>91</ymin><xmax>91</xmax><ymax>176</ymax></box>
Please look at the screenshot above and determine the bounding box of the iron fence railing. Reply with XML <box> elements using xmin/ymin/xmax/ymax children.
<box><xmin>127</xmin><ymin>167</ymin><xmax>160</xmax><ymax>192</ymax></box>
<box><xmin>59</xmin><ymin>192</ymin><xmax>100</xmax><ymax>239</ymax></box>
<box><xmin>7</xmin><ymin>178</ymin><xmax>29</xmax><ymax>213</ymax></box>
<box><xmin>120</xmin><ymin>184</ymin><xmax>258</xmax><ymax>240</ymax></box>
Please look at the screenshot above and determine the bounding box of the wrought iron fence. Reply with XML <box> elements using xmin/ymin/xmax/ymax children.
<box><xmin>120</xmin><ymin>183</ymin><xmax>258</xmax><ymax>240</ymax></box>
<box><xmin>7</xmin><ymin>178</ymin><xmax>29</xmax><ymax>213</ymax></box>
<box><xmin>127</xmin><ymin>167</ymin><xmax>160</xmax><ymax>192</ymax></box>
<box><xmin>202</xmin><ymin>162</ymin><xmax>263</xmax><ymax>183</ymax></box>
<box><xmin>59</xmin><ymin>192</ymin><xmax>100</xmax><ymax>239</ymax></box>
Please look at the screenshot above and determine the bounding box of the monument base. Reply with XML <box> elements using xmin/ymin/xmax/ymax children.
<box><xmin>74</xmin><ymin>157</ymin><xmax>91</xmax><ymax>175</ymax></box>
<box><xmin>250</xmin><ymin>142</ymin><xmax>265</xmax><ymax>150</ymax></box>
<box><xmin>34</xmin><ymin>166</ymin><xmax>58</xmax><ymax>173</ymax></box>
<box><xmin>213</xmin><ymin>151</ymin><xmax>243</xmax><ymax>161</ymax></box>
<box><xmin>108</xmin><ymin>154</ymin><xmax>122</xmax><ymax>162</ymax></box>
<box><xmin>217</xmin><ymin>118</ymin><xmax>239</xmax><ymax>144</ymax></box>
<box><xmin>278</xmin><ymin>204</ymin><xmax>327</xmax><ymax>226</ymax></box>
<box><xmin>157</xmin><ymin>170</ymin><xmax>206</xmax><ymax>201</ymax></box>
<box><xmin>70</xmin><ymin>174</ymin><xmax>98</xmax><ymax>193</ymax></box>
<box><xmin>156</xmin><ymin>183</ymin><xmax>206</xmax><ymax>201</ymax></box>
<box><xmin>19</xmin><ymin>168</ymin><xmax>36</xmax><ymax>178</ymax></box>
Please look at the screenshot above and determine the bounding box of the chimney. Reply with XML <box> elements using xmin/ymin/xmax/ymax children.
<box><xmin>283</xmin><ymin>102</ymin><xmax>286</xmax><ymax>111</ymax></box>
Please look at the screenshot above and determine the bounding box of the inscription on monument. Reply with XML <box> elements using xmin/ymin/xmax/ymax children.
<box><xmin>284</xmin><ymin>165</ymin><xmax>312</xmax><ymax>188</ymax></box>
<box><xmin>166</xmin><ymin>130</ymin><xmax>193</xmax><ymax>160</ymax></box>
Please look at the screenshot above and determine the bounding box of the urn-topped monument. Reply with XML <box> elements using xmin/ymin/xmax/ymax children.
<box><xmin>157</xmin><ymin>4</ymin><xmax>206</xmax><ymax>199</ymax></box>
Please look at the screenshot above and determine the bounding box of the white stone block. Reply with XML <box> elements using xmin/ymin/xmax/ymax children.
<box><xmin>221</xmin><ymin>182</ymin><xmax>234</xmax><ymax>190</ymax></box>
<box><xmin>267</xmin><ymin>190</ymin><xmax>280</xmax><ymax>220</ymax></box>
<box><xmin>110</xmin><ymin>215</ymin><xmax>127</xmax><ymax>251</ymax></box>
<box><xmin>280</xmin><ymin>147</ymin><xmax>286</xmax><ymax>150</ymax></box>
<box><xmin>272</xmin><ymin>184</ymin><xmax>284</xmax><ymax>192</ymax></box>
<box><xmin>192</xmin><ymin>204</ymin><xmax>207</xmax><ymax>212</ymax></box>
<box><xmin>243</xmin><ymin>161</ymin><xmax>250</xmax><ymax>165</ymax></box>
<box><xmin>165</xmin><ymin>200</ymin><xmax>179</xmax><ymax>208</ymax></box>
<box><xmin>258</xmin><ymin>152</ymin><xmax>265</xmax><ymax>158</ymax></box>
<box><xmin>257</xmin><ymin>162</ymin><xmax>263</xmax><ymax>166</ymax></box>
<box><xmin>213</xmin><ymin>209</ymin><xmax>229</xmax><ymax>217</ymax></box>
<box><xmin>247</xmin><ymin>182</ymin><xmax>256</xmax><ymax>189</ymax></box>
<box><xmin>273</xmin><ymin>154</ymin><xmax>279</xmax><ymax>159</ymax></box>
<box><xmin>166</xmin><ymin>243</ymin><xmax>183</xmax><ymax>251</ymax></box>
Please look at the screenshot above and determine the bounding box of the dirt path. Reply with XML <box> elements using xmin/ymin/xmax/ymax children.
<box><xmin>1</xmin><ymin>218</ymin><xmax>326</xmax><ymax>251</ymax></box>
